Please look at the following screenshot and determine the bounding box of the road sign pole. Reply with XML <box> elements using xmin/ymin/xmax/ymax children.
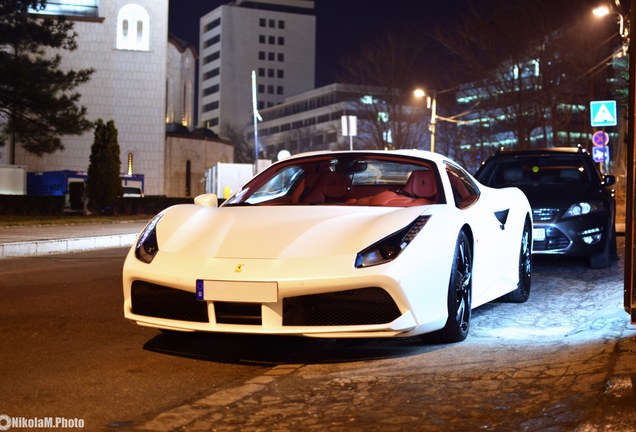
<box><xmin>625</xmin><ymin>0</ymin><xmax>635</xmax><ymax>325</ymax></box>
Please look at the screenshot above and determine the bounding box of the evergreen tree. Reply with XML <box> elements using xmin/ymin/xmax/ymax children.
<box><xmin>87</xmin><ymin>119</ymin><xmax>121</xmax><ymax>213</ymax></box>
<box><xmin>0</xmin><ymin>0</ymin><xmax>94</xmax><ymax>162</ymax></box>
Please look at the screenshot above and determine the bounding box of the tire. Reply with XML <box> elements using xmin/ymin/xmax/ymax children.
<box><xmin>422</xmin><ymin>230</ymin><xmax>472</xmax><ymax>343</ymax></box>
<box><xmin>501</xmin><ymin>219</ymin><xmax>532</xmax><ymax>303</ymax></box>
<box><xmin>588</xmin><ymin>225</ymin><xmax>615</xmax><ymax>269</ymax></box>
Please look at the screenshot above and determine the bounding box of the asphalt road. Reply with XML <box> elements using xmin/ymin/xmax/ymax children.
<box><xmin>0</xmin><ymin>242</ymin><xmax>634</xmax><ymax>432</ymax></box>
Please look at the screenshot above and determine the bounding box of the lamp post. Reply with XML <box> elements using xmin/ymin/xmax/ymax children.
<box><xmin>251</xmin><ymin>70</ymin><xmax>262</xmax><ymax>172</ymax></box>
<box><xmin>413</xmin><ymin>88</ymin><xmax>437</xmax><ymax>153</ymax></box>
<box><xmin>594</xmin><ymin>2</ymin><xmax>635</xmax><ymax>323</ymax></box>
<box><xmin>626</xmin><ymin>0</ymin><xmax>635</xmax><ymax>325</ymax></box>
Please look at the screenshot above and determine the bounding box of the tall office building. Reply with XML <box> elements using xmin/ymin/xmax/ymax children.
<box><xmin>199</xmin><ymin>0</ymin><xmax>315</xmax><ymax>134</ymax></box>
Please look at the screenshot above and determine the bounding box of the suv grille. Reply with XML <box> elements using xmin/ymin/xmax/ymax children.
<box><xmin>533</xmin><ymin>208</ymin><xmax>559</xmax><ymax>222</ymax></box>
<box><xmin>533</xmin><ymin>226</ymin><xmax>570</xmax><ymax>251</ymax></box>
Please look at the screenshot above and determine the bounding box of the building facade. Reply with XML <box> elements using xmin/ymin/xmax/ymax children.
<box><xmin>198</xmin><ymin>0</ymin><xmax>315</xmax><ymax>133</ymax></box>
<box><xmin>166</xmin><ymin>35</ymin><xmax>196</xmax><ymax>129</ymax></box>
<box><xmin>7</xmin><ymin>0</ymin><xmax>169</xmax><ymax>196</ymax></box>
<box><xmin>2</xmin><ymin>0</ymin><xmax>236</xmax><ymax>198</ymax></box>
<box><xmin>254</xmin><ymin>83</ymin><xmax>428</xmax><ymax>160</ymax></box>
<box><xmin>255</xmin><ymin>83</ymin><xmax>352</xmax><ymax>159</ymax></box>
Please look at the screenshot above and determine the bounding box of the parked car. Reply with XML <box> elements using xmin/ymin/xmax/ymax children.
<box><xmin>122</xmin><ymin>186</ymin><xmax>144</xmax><ymax>198</ymax></box>
<box><xmin>124</xmin><ymin>150</ymin><xmax>532</xmax><ymax>343</ymax></box>
<box><xmin>475</xmin><ymin>146</ymin><xmax>616</xmax><ymax>269</ymax></box>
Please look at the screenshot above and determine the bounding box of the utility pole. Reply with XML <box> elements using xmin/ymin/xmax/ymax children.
<box><xmin>625</xmin><ymin>0</ymin><xmax>635</xmax><ymax>324</ymax></box>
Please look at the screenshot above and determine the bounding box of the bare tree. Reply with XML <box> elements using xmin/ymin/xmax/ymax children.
<box><xmin>338</xmin><ymin>29</ymin><xmax>431</xmax><ymax>150</ymax></box>
<box><xmin>434</xmin><ymin>0</ymin><xmax>610</xmax><ymax>152</ymax></box>
<box><xmin>220</xmin><ymin>122</ymin><xmax>252</xmax><ymax>163</ymax></box>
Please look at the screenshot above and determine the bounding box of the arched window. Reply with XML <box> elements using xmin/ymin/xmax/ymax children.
<box><xmin>116</xmin><ymin>4</ymin><xmax>150</xmax><ymax>51</ymax></box>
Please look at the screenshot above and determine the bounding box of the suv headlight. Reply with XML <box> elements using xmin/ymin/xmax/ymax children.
<box><xmin>135</xmin><ymin>213</ymin><xmax>163</xmax><ymax>263</ymax></box>
<box><xmin>355</xmin><ymin>216</ymin><xmax>430</xmax><ymax>268</ymax></box>
<box><xmin>563</xmin><ymin>201</ymin><xmax>603</xmax><ymax>219</ymax></box>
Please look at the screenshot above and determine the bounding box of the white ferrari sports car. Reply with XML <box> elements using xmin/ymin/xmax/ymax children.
<box><xmin>123</xmin><ymin>150</ymin><xmax>532</xmax><ymax>343</ymax></box>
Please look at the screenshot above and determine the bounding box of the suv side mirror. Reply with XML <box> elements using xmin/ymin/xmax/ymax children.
<box><xmin>603</xmin><ymin>175</ymin><xmax>616</xmax><ymax>187</ymax></box>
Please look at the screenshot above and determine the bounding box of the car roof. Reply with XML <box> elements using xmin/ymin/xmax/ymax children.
<box><xmin>489</xmin><ymin>146</ymin><xmax>589</xmax><ymax>157</ymax></box>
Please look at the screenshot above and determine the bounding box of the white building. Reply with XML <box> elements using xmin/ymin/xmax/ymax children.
<box><xmin>166</xmin><ymin>35</ymin><xmax>196</xmax><ymax>129</ymax></box>
<box><xmin>198</xmin><ymin>0</ymin><xmax>316</xmax><ymax>134</ymax></box>
<box><xmin>6</xmin><ymin>0</ymin><xmax>168</xmax><ymax>195</ymax></box>
<box><xmin>2</xmin><ymin>0</ymin><xmax>234</xmax><ymax>198</ymax></box>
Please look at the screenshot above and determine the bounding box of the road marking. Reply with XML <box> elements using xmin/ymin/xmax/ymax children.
<box><xmin>135</xmin><ymin>364</ymin><xmax>303</xmax><ymax>431</ymax></box>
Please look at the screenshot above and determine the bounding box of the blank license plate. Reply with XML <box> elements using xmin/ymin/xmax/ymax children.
<box><xmin>196</xmin><ymin>280</ymin><xmax>278</xmax><ymax>303</ymax></box>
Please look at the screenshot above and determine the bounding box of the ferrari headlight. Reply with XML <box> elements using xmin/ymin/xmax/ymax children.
<box><xmin>563</xmin><ymin>201</ymin><xmax>603</xmax><ymax>219</ymax></box>
<box><xmin>355</xmin><ymin>216</ymin><xmax>430</xmax><ymax>268</ymax></box>
<box><xmin>135</xmin><ymin>213</ymin><xmax>163</xmax><ymax>264</ymax></box>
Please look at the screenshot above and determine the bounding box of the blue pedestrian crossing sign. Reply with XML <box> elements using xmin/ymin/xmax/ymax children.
<box><xmin>590</xmin><ymin>100</ymin><xmax>617</xmax><ymax>127</ymax></box>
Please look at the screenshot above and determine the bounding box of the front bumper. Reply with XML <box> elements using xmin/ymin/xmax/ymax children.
<box><xmin>122</xmin><ymin>250</ymin><xmax>450</xmax><ymax>338</ymax></box>
<box><xmin>531</xmin><ymin>211</ymin><xmax>611</xmax><ymax>256</ymax></box>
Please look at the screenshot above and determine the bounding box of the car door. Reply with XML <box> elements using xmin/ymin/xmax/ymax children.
<box><xmin>444</xmin><ymin>163</ymin><xmax>515</xmax><ymax>306</ymax></box>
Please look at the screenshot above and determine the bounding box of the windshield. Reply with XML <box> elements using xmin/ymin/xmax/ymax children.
<box><xmin>479</xmin><ymin>155</ymin><xmax>593</xmax><ymax>187</ymax></box>
<box><xmin>223</xmin><ymin>154</ymin><xmax>442</xmax><ymax>207</ymax></box>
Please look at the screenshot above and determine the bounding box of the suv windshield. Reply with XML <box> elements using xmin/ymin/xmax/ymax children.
<box><xmin>477</xmin><ymin>155</ymin><xmax>593</xmax><ymax>187</ymax></box>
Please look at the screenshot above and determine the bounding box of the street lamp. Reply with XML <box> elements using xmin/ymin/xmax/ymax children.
<box><xmin>593</xmin><ymin>4</ymin><xmax>629</xmax><ymax>55</ymax></box>
<box><xmin>413</xmin><ymin>88</ymin><xmax>437</xmax><ymax>153</ymax></box>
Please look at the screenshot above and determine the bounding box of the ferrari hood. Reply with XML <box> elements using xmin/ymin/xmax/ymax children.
<box><xmin>155</xmin><ymin>204</ymin><xmax>430</xmax><ymax>259</ymax></box>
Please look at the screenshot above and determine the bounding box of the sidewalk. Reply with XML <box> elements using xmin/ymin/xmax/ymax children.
<box><xmin>0</xmin><ymin>221</ymin><xmax>147</xmax><ymax>258</ymax></box>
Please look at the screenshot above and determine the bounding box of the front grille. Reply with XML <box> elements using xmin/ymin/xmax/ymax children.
<box><xmin>214</xmin><ymin>302</ymin><xmax>262</xmax><ymax>325</ymax></box>
<box><xmin>533</xmin><ymin>208</ymin><xmax>559</xmax><ymax>222</ymax></box>
<box><xmin>533</xmin><ymin>226</ymin><xmax>570</xmax><ymax>251</ymax></box>
<box><xmin>283</xmin><ymin>287</ymin><xmax>401</xmax><ymax>326</ymax></box>
<box><xmin>131</xmin><ymin>281</ymin><xmax>208</xmax><ymax>322</ymax></box>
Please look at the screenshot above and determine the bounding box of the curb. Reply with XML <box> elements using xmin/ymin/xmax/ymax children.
<box><xmin>0</xmin><ymin>233</ymin><xmax>138</xmax><ymax>258</ymax></box>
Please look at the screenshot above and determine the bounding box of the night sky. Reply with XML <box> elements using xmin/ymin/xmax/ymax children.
<box><xmin>169</xmin><ymin>0</ymin><xmax>610</xmax><ymax>89</ymax></box>
<box><xmin>168</xmin><ymin>0</ymin><xmax>469</xmax><ymax>87</ymax></box>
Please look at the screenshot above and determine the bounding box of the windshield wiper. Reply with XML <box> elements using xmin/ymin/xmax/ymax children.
<box><xmin>222</xmin><ymin>202</ymin><xmax>254</xmax><ymax>207</ymax></box>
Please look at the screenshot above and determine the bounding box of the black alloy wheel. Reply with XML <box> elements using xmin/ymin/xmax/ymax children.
<box><xmin>422</xmin><ymin>230</ymin><xmax>472</xmax><ymax>343</ymax></box>
<box><xmin>502</xmin><ymin>219</ymin><xmax>532</xmax><ymax>303</ymax></box>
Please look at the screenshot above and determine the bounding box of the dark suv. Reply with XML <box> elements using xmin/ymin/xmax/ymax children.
<box><xmin>475</xmin><ymin>147</ymin><xmax>616</xmax><ymax>268</ymax></box>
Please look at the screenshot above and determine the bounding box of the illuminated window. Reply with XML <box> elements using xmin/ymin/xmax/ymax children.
<box><xmin>127</xmin><ymin>153</ymin><xmax>133</xmax><ymax>175</ymax></box>
<box><xmin>116</xmin><ymin>4</ymin><xmax>150</xmax><ymax>51</ymax></box>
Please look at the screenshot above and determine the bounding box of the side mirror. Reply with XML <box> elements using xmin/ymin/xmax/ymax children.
<box><xmin>603</xmin><ymin>175</ymin><xmax>616</xmax><ymax>187</ymax></box>
<box><xmin>194</xmin><ymin>193</ymin><xmax>218</xmax><ymax>208</ymax></box>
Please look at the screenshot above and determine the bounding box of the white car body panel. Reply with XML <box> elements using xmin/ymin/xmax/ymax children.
<box><xmin>123</xmin><ymin>150</ymin><xmax>532</xmax><ymax>340</ymax></box>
